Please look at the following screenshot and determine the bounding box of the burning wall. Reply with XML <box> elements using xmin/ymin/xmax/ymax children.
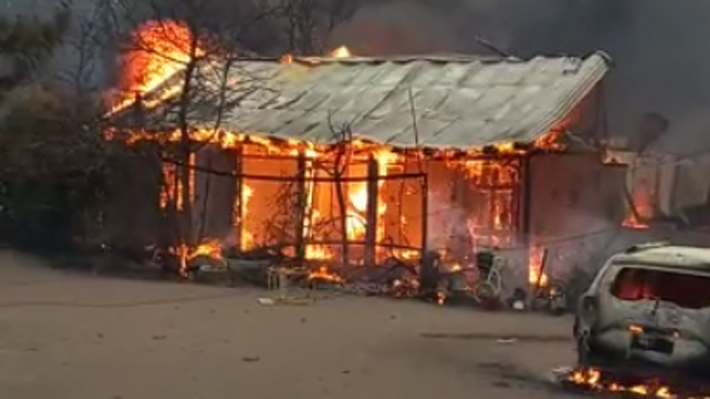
<box><xmin>101</xmin><ymin>19</ymin><xmax>618</xmax><ymax>290</ymax></box>
<box><xmin>527</xmin><ymin>153</ymin><xmax>626</xmax><ymax>284</ymax></box>
<box><xmin>162</xmin><ymin>137</ymin><xmax>537</xmax><ymax>288</ymax></box>
<box><xmin>183</xmin><ymin>139</ymin><xmax>426</xmax><ymax>267</ymax></box>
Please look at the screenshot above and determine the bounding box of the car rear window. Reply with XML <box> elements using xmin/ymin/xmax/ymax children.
<box><xmin>611</xmin><ymin>267</ymin><xmax>710</xmax><ymax>309</ymax></box>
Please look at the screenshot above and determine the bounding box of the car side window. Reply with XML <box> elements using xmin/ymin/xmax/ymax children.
<box><xmin>589</xmin><ymin>259</ymin><xmax>615</xmax><ymax>292</ymax></box>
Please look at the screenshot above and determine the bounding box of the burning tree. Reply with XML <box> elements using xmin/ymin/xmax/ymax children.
<box><xmin>101</xmin><ymin>0</ymin><xmax>365</xmax><ymax>276</ymax></box>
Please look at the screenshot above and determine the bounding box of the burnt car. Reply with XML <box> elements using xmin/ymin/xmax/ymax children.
<box><xmin>573</xmin><ymin>243</ymin><xmax>710</xmax><ymax>380</ymax></box>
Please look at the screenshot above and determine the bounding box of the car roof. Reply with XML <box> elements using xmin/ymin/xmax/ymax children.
<box><xmin>612</xmin><ymin>245</ymin><xmax>710</xmax><ymax>272</ymax></box>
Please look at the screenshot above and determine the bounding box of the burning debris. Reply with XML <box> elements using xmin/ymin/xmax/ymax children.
<box><xmin>558</xmin><ymin>367</ymin><xmax>710</xmax><ymax>399</ymax></box>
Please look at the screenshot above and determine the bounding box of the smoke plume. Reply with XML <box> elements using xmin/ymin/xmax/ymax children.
<box><xmin>331</xmin><ymin>0</ymin><xmax>710</xmax><ymax>156</ymax></box>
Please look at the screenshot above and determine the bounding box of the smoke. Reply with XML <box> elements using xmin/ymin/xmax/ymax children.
<box><xmin>331</xmin><ymin>0</ymin><xmax>710</xmax><ymax>156</ymax></box>
<box><xmin>8</xmin><ymin>0</ymin><xmax>710</xmax><ymax>155</ymax></box>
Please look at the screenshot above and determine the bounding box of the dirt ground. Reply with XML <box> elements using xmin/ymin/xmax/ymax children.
<box><xmin>0</xmin><ymin>250</ymin><xmax>587</xmax><ymax>399</ymax></box>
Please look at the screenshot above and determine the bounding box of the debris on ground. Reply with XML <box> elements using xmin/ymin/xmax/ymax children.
<box><xmin>553</xmin><ymin>365</ymin><xmax>710</xmax><ymax>399</ymax></box>
<box><xmin>257</xmin><ymin>297</ymin><xmax>275</xmax><ymax>306</ymax></box>
<box><xmin>257</xmin><ymin>296</ymin><xmax>314</xmax><ymax>306</ymax></box>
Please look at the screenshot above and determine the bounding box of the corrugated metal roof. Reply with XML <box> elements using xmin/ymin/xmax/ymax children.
<box><xmin>175</xmin><ymin>51</ymin><xmax>611</xmax><ymax>148</ymax></box>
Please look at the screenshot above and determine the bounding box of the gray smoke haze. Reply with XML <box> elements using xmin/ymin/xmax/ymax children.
<box><xmin>6</xmin><ymin>0</ymin><xmax>710</xmax><ymax>156</ymax></box>
<box><xmin>331</xmin><ymin>0</ymin><xmax>710</xmax><ymax>156</ymax></box>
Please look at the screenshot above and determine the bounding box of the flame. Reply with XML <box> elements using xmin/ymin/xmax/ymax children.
<box><xmin>566</xmin><ymin>368</ymin><xmax>678</xmax><ymax>399</ymax></box>
<box><xmin>329</xmin><ymin>45</ymin><xmax>351</xmax><ymax>58</ymax></box>
<box><xmin>172</xmin><ymin>238</ymin><xmax>223</xmax><ymax>277</ymax></box>
<box><xmin>105</xmin><ymin>20</ymin><xmax>555</xmax><ymax>287</ymax></box>
<box><xmin>110</xmin><ymin>127</ymin><xmax>526</xmax><ymax>276</ymax></box>
<box><xmin>107</xmin><ymin>19</ymin><xmax>204</xmax><ymax>115</ymax></box>
<box><xmin>337</xmin><ymin>148</ymin><xmax>400</xmax><ymax>249</ymax></box>
<box><xmin>392</xmin><ymin>248</ymin><xmax>420</xmax><ymax>260</ymax></box>
<box><xmin>240</xmin><ymin>183</ymin><xmax>254</xmax><ymax>250</ymax></box>
<box><xmin>436</xmin><ymin>291</ymin><xmax>446</xmax><ymax>306</ymax></box>
<box><xmin>305</xmin><ymin>245</ymin><xmax>333</xmax><ymax>260</ymax></box>
<box><xmin>533</xmin><ymin>130</ymin><xmax>564</xmax><ymax>150</ymax></box>
<box><xmin>280</xmin><ymin>53</ymin><xmax>294</xmax><ymax>64</ymax></box>
<box><xmin>528</xmin><ymin>246</ymin><xmax>549</xmax><ymax>287</ymax></box>
<box><xmin>345</xmin><ymin>182</ymin><xmax>368</xmax><ymax>241</ymax></box>
<box><xmin>446</xmin><ymin>155</ymin><xmax>519</xmax><ymax>255</ymax></box>
<box><xmin>623</xmin><ymin>187</ymin><xmax>652</xmax><ymax>229</ymax></box>
<box><xmin>308</xmin><ymin>265</ymin><xmax>344</xmax><ymax>284</ymax></box>
<box><xmin>159</xmin><ymin>153</ymin><xmax>195</xmax><ymax>211</ymax></box>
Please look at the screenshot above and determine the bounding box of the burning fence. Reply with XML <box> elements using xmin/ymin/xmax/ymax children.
<box><xmin>103</xmin><ymin>19</ymin><xmax>622</xmax><ymax>298</ymax></box>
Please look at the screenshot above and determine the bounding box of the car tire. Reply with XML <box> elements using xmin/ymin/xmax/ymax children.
<box><xmin>575</xmin><ymin>335</ymin><xmax>611</xmax><ymax>369</ymax></box>
<box><xmin>575</xmin><ymin>336</ymin><xmax>590</xmax><ymax>367</ymax></box>
<box><xmin>574</xmin><ymin>317</ymin><xmax>598</xmax><ymax>368</ymax></box>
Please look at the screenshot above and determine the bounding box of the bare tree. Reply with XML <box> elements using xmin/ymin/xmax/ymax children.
<box><xmin>98</xmin><ymin>0</ymin><xmax>288</xmax><ymax>272</ymax></box>
<box><xmin>96</xmin><ymin>0</ymin><xmax>364</xmax><ymax>274</ymax></box>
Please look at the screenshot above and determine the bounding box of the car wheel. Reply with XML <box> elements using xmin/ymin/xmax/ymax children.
<box><xmin>574</xmin><ymin>318</ymin><xmax>595</xmax><ymax>368</ymax></box>
<box><xmin>576</xmin><ymin>336</ymin><xmax>589</xmax><ymax>367</ymax></box>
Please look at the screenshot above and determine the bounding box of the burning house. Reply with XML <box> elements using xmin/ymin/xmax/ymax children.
<box><xmin>104</xmin><ymin>21</ymin><xmax>626</xmax><ymax>296</ymax></box>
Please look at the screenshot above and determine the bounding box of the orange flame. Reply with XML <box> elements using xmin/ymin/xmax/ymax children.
<box><xmin>567</xmin><ymin>368</ymin><xmax>676</xmax><ymax>399</ymax></box>
<box><xmin>307</xmin><ymin>265</ymin><xmax>344</xmax><ymax>284</ymax></box>
<box><xmin>159</xmin><ymin>153</ymin><xmax>195</xmax><ymax>211</ymax></box>
<box><xmin>329</xmin><ymin>45</ymin><xmax>351</xmax><ymax>58</ymax></box>
<box><xmin>107</xmin><ymin>19</ymin><xmax>204</xmax><ymax>115</ymax></box>
<box><xmin>623</xmin><ymin>189</ymin><xmax>652</xmax><ymax>229</ymax></box>
<box><xmin>240</xmin><ymin>183</ymin><xmax>254</xmax><ymax>250</ymax></box>
<box><xmin>528</xmin><ymin>246</ymin><xmax>549</xmax><ymax>287</ymax></box>
<box><xmin>172</xmin><ymin>238</ymin><xmax>223</xmax><ymax>277</ymax></box>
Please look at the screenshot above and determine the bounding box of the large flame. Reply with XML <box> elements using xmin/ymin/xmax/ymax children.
<box><xmin>107</xmin><ymin>19</ymin><xmax>203</xmax><ymax>115</ymax></box>
<box><xmin>528</xmin><ymin>246</ymin><xmax>549</xmax><ymax>287</ymax></box>
<box><xmin>106</xmin><ymin>22</ymin><xmax>575</xmax><ymax>289</ymax></box>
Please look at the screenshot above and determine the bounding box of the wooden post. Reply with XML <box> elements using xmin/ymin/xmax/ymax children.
<box><xmin>420</xmin><ymin>174</ymin><xmax>428</xmax><ymax>257</ymax></box>
<box><xmin>521</xmin><ymin>155</ymin><xmax>533</xmax><ymax>244</ymax></box>
<box><xmin>521</xmin><ymin>153</ymin><xmax>534</xmax><ymax>285</ymax></box>
<box><xmin>234</xmin><ymin>146</ymin><xmax>244</xmax><ymax>254</ymax></box>
<box><xmin>294</xmin><ymin>152</ymin><xmax>307</xmax><ymax>262</ymax></box>
<box><xmin>364</xmin><ymin>155</ymin><xmax>378</xmax><ymax>266</ymax></box>
<box><xmin>132</xmin><ymin>91</ymin><xmax>145</xmax><ymax>128</ymax></box>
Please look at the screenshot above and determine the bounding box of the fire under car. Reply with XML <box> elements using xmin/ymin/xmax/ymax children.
<box><xmin>573</xmin><ymin>242</ymin><xmax>710</xmax><ymax>381</ymax></box>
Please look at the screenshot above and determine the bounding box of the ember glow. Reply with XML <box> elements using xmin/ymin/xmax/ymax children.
<box><xmin>329</xmin><ymin>45</ymin><xmax>351</xmax><ymax>58</ymax></box>
<box><xmin>623</xmin><ymin>189</ymin><xmax>652</xmax><ymax>229</ymax></box>
<box><xmin>307</xmin><ymin>265</ymin><xmax>344</xmax><ymax>284</ymax></box>
<box><xmin>566</xmin><ymin>368</ymin><xmax>680</xmax><ymax>399</ymax></box>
